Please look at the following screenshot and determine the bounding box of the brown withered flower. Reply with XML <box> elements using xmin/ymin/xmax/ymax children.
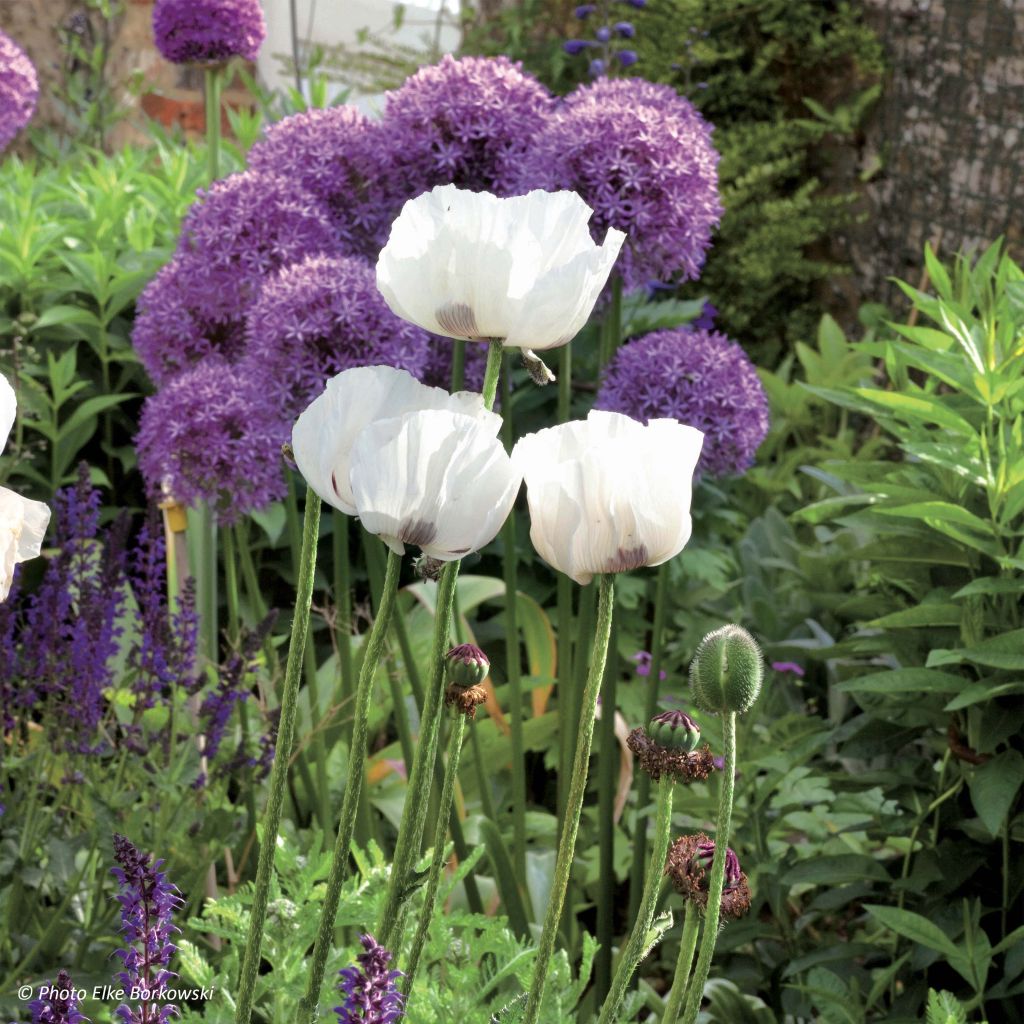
<box><xmin>665</xmin><ymin>833</ymin><xmax>751</xmax><ymax>919</ymax></box>
<box><xmin>626</xmin><ymin>709</ymin><xmax>715</xmax><ymax>782</ymax></box>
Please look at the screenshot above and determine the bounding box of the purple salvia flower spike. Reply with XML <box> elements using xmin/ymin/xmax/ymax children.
<box><xmin>28</xmin><ymin>968</ymin><xmax>89</xmax><ymax>1024</ymax></box>
<box><xmin>334</xmin><ymin>934</ymin><xmax>406</xmax><ymax>1024</ymax></box>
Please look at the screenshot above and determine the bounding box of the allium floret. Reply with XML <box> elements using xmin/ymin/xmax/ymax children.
<box><xmin>135</xmin><ymin>356</ymin><xmax>288</xmax><ymax>524</ymax></box>
<box><xmin>175</xmin><ymin>171</ymin><xmax>339</xmax><ymax>324</ymax></box>
<box><xmin>594</xmin><ymin>327</ymin><xmax>770</xmax><ymax>478</ymax></box>
<box><xmin>131</xmin><ymin>257</ymin><xmax>248</xmax><ymax>387</ymax></box>
<box><xmin>152</xmin><ymin>0</ymin><xmax>266</xmax><ymax>64</ymax></box>
<box><xmin>381</xmin><ymin>55</ymin><xmax>553</xmax><ymax>197</ymax></box>
<box><xmin>243</xmin><ymin>254</ymin><xmax>431</xmax><ymax>418</ymax></box>
<box><xmin>111</xmin><ymin>834</ymin><xmax>183</xmax><ymax>1024</ymax></box>
<box><xmin>334</xmin><ymin>933</ymin><xmax>406</xmax><ymax>1024</ymax></box>
<box><xmin>247</xmin><ymin>107</ymin><xmax>397</xmax><ymax>259</ymax></box>
<box><xmin>0</xmin><ymin>30</ymin><xmax>38</xmax><ymax>152</ymax></box>
<box><xmin>514</xmin><ymin>77</ymin><xmax>721</xmax><ymax>287</ymax></box>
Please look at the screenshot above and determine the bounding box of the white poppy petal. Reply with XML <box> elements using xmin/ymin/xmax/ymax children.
<box><xmin>0</xmin><ymin>486</ymin><xmax>51</xmax><ymax>601</ymax></box>
<box><xmin>0</xmin><ymin>374</ymin><xmax>15</xmax><ymax>454</ymax></box>
<box><xmin>350</xmin><ymin>409</ymin><xmax>521</xmax><ymax>561</ymax></box>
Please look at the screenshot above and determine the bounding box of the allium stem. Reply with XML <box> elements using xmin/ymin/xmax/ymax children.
<box><xmin>627</xmin><ymin>561</ymin><xmax>669</xmax><ymax>924</ymax></box>
<box><xmin>402</xmin><ymin>711</ymin><xmax>467</xmax><ymax>994</ymax></box>
<box><xmin>298</xmin><ymin>546</ymin><xmax>402</xmax><ymax>1024</ymax></box>
<box><xmin>377</xmin><ymin>558</ymin><xmax>460</xmax><ymax>952</ymax></box>
<box><xmin>599</xmin><ymin>775</ymin><xmax>674</xmax><ymax>1024</ymax></box>
<box><xmin>678</xmin><ymin>712</ymin><xmax>737</xmax><ymax>1024</ymax></box>
<box><xmin>661</xmin><ymin>902</ymin><xmax>700</xmax><ymax>1023</ymax></box>
<box><xmin>234</xmin><ymin>488</ymin><xmax>321</xmax><ymax>1024</ymax></box>
<box><xmin>523</xmin><ymin>573</ymin><xmax>615</xmax><ymax>1024</ymax></box>
<box><xmin>190</xmin><ymin>504</ymin><xmax>218</xmax><ymax>671</ymax></box>
<box><xmin>204</xmin><ymin>67</ymin><xmax>222</xmax><ymax>182</ymax></box>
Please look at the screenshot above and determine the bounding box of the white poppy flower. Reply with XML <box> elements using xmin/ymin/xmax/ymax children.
<box><xmin>291</xmin><ymin>365</ymin><xmax>500</xmax><ymax>516</ymax></box>
<box><xmin>512</xmin><ymin>411</ymin><xmax>703</xmax><ymax>586</ymax></box>
<box><xmin>0</xmin><ymin>374</ymin><xmax>50</xmax><ymax>601</ymax></box>
<box><xmin>376</xmin><ymin>186</ymin><xmax>625</xmax><ymax>352</ymax></box>
<box><xmin>349</xmin><ymin>408</ymin><xmax>521</xmax><ymax>561</ymax></box>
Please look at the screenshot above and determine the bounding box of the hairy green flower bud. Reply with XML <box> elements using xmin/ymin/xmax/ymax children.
<box><xmin>689</xmin><ymin>625</ymin><xmax>763</xmax><ymax>715</ymax></box>
<box><xmin>647</xmin><ymin>709</ymin><xmax>701</xmax><ymax>752</ymax></box>
<box><xmin>445</xmin><ymin>643</ymin><xmax>490</xmax><ymax>690</ymax></box>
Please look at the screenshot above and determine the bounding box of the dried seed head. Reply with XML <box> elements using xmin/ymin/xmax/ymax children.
<box><xmin>665</xmin><ymin>833</ymin><xmax>751</xmax><ymax>919</ymax></box>
<box><xmin>626</xmin><ymin>722</ymin><xmax>715</xmax><ymax>783</ymax></box>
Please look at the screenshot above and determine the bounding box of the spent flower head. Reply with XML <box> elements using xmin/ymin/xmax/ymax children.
<box><xmin>626</xmin><ymin>710</ymin><xmax>714</xmax><ymax>782</ymax></box>
<box><xmin>665</xmin><ymin>833</ymin><xmax>751</xmax><ymax>918</ymax></box>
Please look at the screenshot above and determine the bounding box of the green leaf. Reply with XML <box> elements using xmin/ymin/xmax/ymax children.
<box><xmin>953</xmin><ymin>628</ymin><xmax>1024</xmax><ymax>669</ymax></box>
<box><xmin>849</xmin><ymin>387</ymin><xmax>977</xmax><ymax>435</ymax></box>
<box><xmin>836</xmin><ymin>668</ymin><xmax>966</xmax><ymax>694</ymax></box>
<box><xmin>868</xmin><ymin>603</ymin><xmax>961</xmax><ymax>629</ymax></box>
<box><xmin>782</xmin><ymin>854</ymin><xmax>889</xmax><ymax>887</ymax></box>
<box><xmin>953</xmin><ymin>577</ymin><xmax>1024</xmax><ymax>598</ymax></box>
<box><xmin>967</xmin><ymin>749</ymin><xmax>1024</xmax><ymax>836</ymax></box>
<box><xmin>874</xmin><ymin>502</ymin><xmax>993</xmax><ymax>537</ymax></box>
<box><xmin>864</xmin><ymin>904</ymin><xmax>960</xmax><ymax>958</ymax></box>
<box><xmin>944</xmin><ymin>679</ymin><xmax>1024</xmax><ymax>711</ymax></box>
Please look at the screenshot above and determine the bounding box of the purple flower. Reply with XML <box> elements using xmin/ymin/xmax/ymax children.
<box><xmin>594</xmin><ymin>327</ymin><xmax>769</xmax><ymax>478</ymax></box>
<box><xmin>563</xmin><ymin>39</ymin><xmax>595</xmax><ymax>55</ymax></box>
<box><xmin>514</xmin><ymin>78</ymin><xmax>721</xmax><ymax>288</ymax></box>
<box><xmin>152</xmin><ymin>0</ymin><xmax>266</xmax><ymax>64</ymax></box>
<box><xmin>0</xmin><ymin>30</ymin><xmax>38</xmax><ymax>152</ymax></box>
<box><xmin>595</xmin><ymin>25</ymin><xmax>611</xmax><ymax>42</ymax></box>
<box><xmin>28</xmin><ymin>968</ymin><xmax>88</xmax><ymax>1024</ymax></box>
<box><xmin>574</xmin><ymin>3</ymin><xmax>596</xmax><ymax>16</ymax></box>
<box><xmin>380</xmin><ymin>55</ymin><xmax>553</xmax><ymax>198</ymax></box>
<box><xmin>131</xmin><ymin>256</ymin><xmax>248</xmax><ymax>386</ymax></box>
<box><xmin>617</xmin><ymin>49</ymin><xmax>638</xmax><ymax>66</ymax></box>
<box><xmin>771</xmin><ymin>661</ymin><xmax>805</xmax><ymax>677</ymax></box>
<box><xmin>174</xmin><ymin>171</ymin><xmax>340</xmax><ymax>325</ymax></box>
<box><xmin>135</xmin><ymin>356</ymin><xmax>288</xmax><ymax>523</ymax></box>
<box><xmin>588</xmin><ymin>58</ymin><xmax>606</xmax><ymax>77</ymax></box>
<box><xmin>335</xmin><ymin>934</ymin><xmax>405</xmax><ymax>1024</ymax></box>
<box><xmin>623</xmin><ymin>0</ymin><xmax>646</xmax><ymax>7</ymax></box>
<box><xmin>247</xmin><ymin>106</ymin><xmax>398</xmax><ymax>259</ymax></box>
<box><xmin>111</xmin><ymin>834</ymin><xmax>182</xmax><ymax>1024</ymax></box>
<box><xmin>614</xmin><ymin>21</ymin><xmax>635</xmax><ymax>37</ymax></box>
<box><xmin>631</xmin><ymin>650</ymin><xmax>666</xmax><ymax>681</ymax></box>
<box><xmin>420</xmin><ymin>335</ymin><xmax>487</xmax><ymax>394</ymax></box>
<box><xmin>242</xmin><ymin>254</ymin><xmax>431</xmax><ymax>418</ymax></box>
<box><xmin>692</xmin><ymin>301</ymin><xmax>717</xmax><ymax>330</ymax></box>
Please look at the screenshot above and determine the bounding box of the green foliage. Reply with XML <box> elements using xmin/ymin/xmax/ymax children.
<box><xmin>0</xmin><ymin>140</ymin><xmax>233</xmax><ymax>499</ymax></box>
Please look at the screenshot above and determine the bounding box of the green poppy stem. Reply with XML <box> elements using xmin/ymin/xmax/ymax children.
<box><xmin>678</xmin><ymin>712</ymin><xmax>737</xmax><ymax>1024</ymax></box>
<box><xmin>523</xmin><ymin>573</ymin><xmax>615</xmax><ymax>1024</ymax></box>
<box><xmin>402</xmin><ymin>711</ymin><xmax>467</xmax><ymax>994</ymax></box>
<box><xmin>599</xmin><ymin>775</ymin><xmax>674</xmax><ymax>1024</ymax></box>
<box><xmin>234</xmin><ymin>488</ymin><xmax>321</xmax><ymax>1024</ymax></box>
<box><xmin>297</xmin><ymin>545</ymin><xmax>402</xmax><ymax>1023</ymax></box>
<box><xmin>661</xmin><ymin>902</ymin><xmax>700</xmax><ymax>1023</ymax></box>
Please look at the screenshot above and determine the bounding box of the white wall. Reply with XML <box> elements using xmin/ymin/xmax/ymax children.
<box><xmin>257</xmin><ymin>0</ymin><xmax>461</xmax><ymax>116</ymax></box>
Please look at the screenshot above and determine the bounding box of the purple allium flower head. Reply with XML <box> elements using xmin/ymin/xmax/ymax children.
<box><xmin>175</xmin><ymin>171</ymin><xmax>339</xmax><ymax>324</ymax></box>
<box><xmin>420</xmin><ymin>335</ymin><xmax>487</xmax><ymax>394</ymax></box>
<box><xmin>0</xmin><ymin>30</ymin><xmax>38</xmax><ymax>152</ymax></box>
<box><xmin>381</xmin><ymin>55</ymin><xmax>553</xmax><ymax>197</ymax></box>
<box><xmin>247</xmin><ymin>106</ymin><xmax>398</xmax><ymax>259</ymax></box>
<box><xmin>335</xmin><ymin>934</ymin><xmax>405</xmax><ymax>1024</ymax></box>
<box><xmin>515</xmin><ymin>78</ymin><xmax>721</xmax><ymax>287</ymax></box>
<box><xmin>771</xmin><ymin>661</ymin><xmax>805</xmax><ymax>677</ymax></box>
<box><xmin>111</xmin><ymin>834</ymin><xmax>183</xmax><ymax>1024</ymax></box>
<box><xmin>135</xmin><ymin>356</ymin><xmax>288</xmax><ymax>524</ymax></box>
<box><xmin>131</xmin><ymin>256</ymin><xmax>248</xmax><ymax>386</ymax></box>
<box><xmin>242</xmin><ymin>254</ymin><xmax>431</xmax><ymax>418</ymax></box>
<box><xmin>152</xmin><ymin>0</ymin><xmax>266</xmax><ymax>65</ymax></box>
<box><xmin>594</xmin><ymin>327</ymin><xmax>769</xmax><ymax>478</ymax></box>
<box><xmin>28</xmin><ymin>968</ymin><xmax>89</xmax><ymax>1024</ymax></box>
<box><xmin>631</xmin><ymin>650</ymin><xmax>667</xmax><ymax>681</ymax></box>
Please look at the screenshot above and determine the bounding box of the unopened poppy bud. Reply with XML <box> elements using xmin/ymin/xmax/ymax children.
<box><xmin>689</xmin><ymin>624</ymin><xmax>763</xmax><ymax>715</ymax></box>
<box><xmin>648</xmin><ymin>709</ymin><xmax>701</xmax><ymax>752</ymax></box>
<box><xmin>445</xmin><ymin>644</ymin><xmax>490</xmax><ymax>690</ymax></box>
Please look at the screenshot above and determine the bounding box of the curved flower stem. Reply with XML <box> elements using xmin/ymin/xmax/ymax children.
<box><xmin>678</xmin><ymin>712</ymin><xmax>737</xmax><ymax>1024</ymax></box>
<box><xmin>661</xmin><ymin>902</ymin><xmax>700</xmax><ymax>1024</ymax></box>
<box><xmin>599</xmin><ymin>776</ymin><xmax>674</xmax><ymax>1024</ymax></box>
<box><xmin>234</xmin><ymin>488</ymin><xmax>321</xmax><ymax>1024</ymax></box>
<box><xmin>402</xmin><ymin>711</ymin><xmax>467</xmax><ymax>995</ymax></box>
<box><xmin>627</xmin><ymin>562</ymin><xmax>670</xmax><ymax>923</ymax></box>
<box><xmin>297</xmin><ymin>545</ymin><xmax>402</xmax><ymax>1024</ymax></box>
<box><xmin>523</xmin><ymin>573</ymin><xmax>615</xmax><ymax>1024</ymax></box>
<box><xmin>377</xmin><ymin>558</ymin><xmax>460</xmax><ymax>952</ymax></box>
